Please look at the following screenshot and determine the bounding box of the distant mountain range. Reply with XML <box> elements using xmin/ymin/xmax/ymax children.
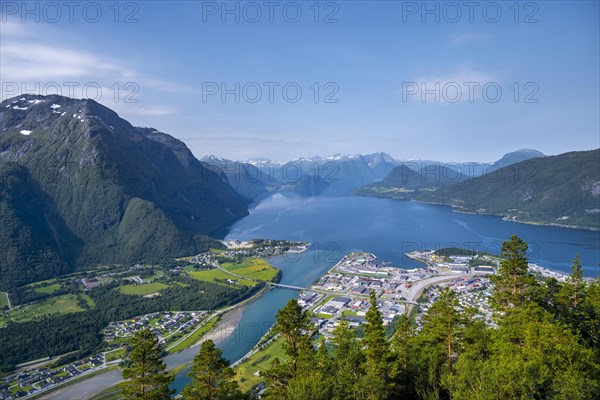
<box><xmin>356</xmin><ymin>149</ymin><xmax>600</xmax><ymax>230</ymax></box>
<box><xmin>0</xmin><ymin>95</ymin><xmax>249</xmax><ymax>289</ymax></box>
<box><xmin>204</xmin><ymin>149</ymin><xmax>548</xmax><ymax>199</ymax></box>
<box><xmin>202</xmin><ymin>152</ymin><xmax>398</xmax><ymax>197</ymax></box>
<box><xmin>355</xmin><ymin>149</ymin><xmax>546</xmax><ymax>194</ymax></box>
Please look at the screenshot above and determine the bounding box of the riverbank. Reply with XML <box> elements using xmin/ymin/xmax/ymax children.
<box><xmin>37</xmin><ymin>284</ymin><xmax>271</xmax><ymax>400</ymax></box>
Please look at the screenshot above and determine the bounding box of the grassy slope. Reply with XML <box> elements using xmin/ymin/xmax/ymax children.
<box><xmin>221</xmin><ymin>258</ymin><xmax>278</xmax><ymax>281</ymax></box>
<box><xmin>118</xmin><ymin>282</ymin><xmax>170</xmax><ymax>296</ymax></box>
<box><xmin>2</xmin><ymin>294</ymin><xmax>85</xmax><ymax>324</ymax></box>
<box><xmin>188</xmin><ymin>269</ymin><xmax>255</xmax><ymax>286</ymax></box>
<box><xmin>234</xmin><ymin>337</ymin><xmax>287</xmax><ymax>392</ymax></box>
<box><xmin>33</xmin><ymin>283</ymin><xmax>61</xmax><ymax>294</ymax></box>
<box><xmin>188</xmin><ymin>258</ymin><xmax>278</xmax><ymax>286</ymax></box>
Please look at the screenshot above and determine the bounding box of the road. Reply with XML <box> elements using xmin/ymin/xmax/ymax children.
<box><xmin>213</xmin><ymin>261</ymin><xmax>251</xmax><ymax>282</ymax></box>
<box><xmin>36</xmin><ymin>369</ymin><xmax>122</xmax><ymax>400</ymax></box>
<box><xmin>404</xmin><ymin>273</ymin><xmax>471</xmax><ymax>314</ymax></box>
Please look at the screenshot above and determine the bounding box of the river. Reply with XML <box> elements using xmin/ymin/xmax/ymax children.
<box><xmin>42</xmin><ymin>193</ymin><xmax>600</xmax><ymax>398</ymax></box>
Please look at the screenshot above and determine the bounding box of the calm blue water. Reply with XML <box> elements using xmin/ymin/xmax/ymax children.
<box><xmin>171</xmin><ymin>193</ymin><xmax>600</xmax><ymax>391</ymax></box>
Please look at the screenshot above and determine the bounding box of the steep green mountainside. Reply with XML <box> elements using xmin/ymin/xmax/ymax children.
<box><xmin>413</xmin><ymin>149</ymin><xmax>600</xmax><ymax>229</ymax></box>
<box><xmin>0</xmin><ymin>95</ymin><xmax>249</xmax><ymax>289</ymax></box>
<box><xmin>0</xmin><ymin>162</ymin><xmax>79</xmax><ymax>288</ymax></box>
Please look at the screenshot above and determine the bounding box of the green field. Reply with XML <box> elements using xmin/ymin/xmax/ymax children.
<box><xmin>80</xmin><ymin>293</ymin><xmax>96</xmax><ymax>307</ymax></box>
<box><xmin>105</xmin><ymin>347</ymin><xmax>126</xmax><ymax>363</ymax></box>
<box><xmin>235</xmin><ymin>337</ymin><xmax>287</xmax><ymax>391</ymax></box>
<box><xmin>33</xmin><ymin>283</ymin><xmax>62</xmax><ymax>294</ymax></box>
<box><xmin>24</xmin><ymin>278</ymin><xmax>57</xmax><ymax>288</ymax></box>
<box><xmin>186</xmin><ymin>258</ymin><xmax>278</xmax><ymax>287</ymax></box>
<box><xmin>221</xmin><ymin>258</ymin><xmax>278</xmax><ymax>282</ymax></box>
<box><xmin>0</xmin><ymin>292</ymin><xmax>9</xmax><ymax>309</ymax></box>
<box><xmin>1</xmin><ymin>294</ymin><xmax>87</xmax><ymax>325</ymax></box>
<box><xmin>188</xmin><ymin>269</ymin><xmax>255</xmax><ymax>286</ymax></box>
<box><xmin>118</xmin><ymin>282</ymin><xmax>170</xmax><ymax>296</ymax></box>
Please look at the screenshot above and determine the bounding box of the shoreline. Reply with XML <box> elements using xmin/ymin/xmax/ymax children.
<box><xmin>168</xmin><ymin>284</ymin><xmax>272</xmax><ymax>357</ymax></box>
<box><xmin>387</xmin><ymin>196</ymin><xmax>599</xmax><ymax>232</ymax></box>
<box><xmin>353</xmin><ymin>191</ymin><xmax>598</xmax><ymax>232</ymax></box>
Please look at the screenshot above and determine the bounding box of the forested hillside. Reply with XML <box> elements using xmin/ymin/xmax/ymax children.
<box><xmin>414</xmin><ymin>149</ymin><xmax>600</xmax><ymax>229</ymax></box>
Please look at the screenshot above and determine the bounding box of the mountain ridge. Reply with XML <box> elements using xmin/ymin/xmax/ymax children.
<box><xmin>0</xmin><ymin>94</ymin><xmax>249</xmax><ymax>289</ymax></box>
<box><xmin>354</xmin><ymin>149</ymin><xmax>599</xmax><ymax>230</ymax></box>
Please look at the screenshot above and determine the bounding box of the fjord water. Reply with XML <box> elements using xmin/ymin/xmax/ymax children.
<box><xmin>170</xmin><ymin>192</ymin><xmax>599</xmax><ymax>392</ymax></box>
<box><xmin>229</xmin><ymin>193</ymin><xmax>599</xmax><ymax>276</ymax></box>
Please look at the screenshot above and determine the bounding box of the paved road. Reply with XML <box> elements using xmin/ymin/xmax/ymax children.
<box><xmin>39</xmin><ymin>369</ymin><xmax>122</xmax><ymax>400</ymax></box>
<box><xmin>404</xmin><ymin>273</ymin><xmax>471</xmax><ymax>313</ymax></box>
<box><xmin>213</xmin><ymin>261</ymin><xmax>250</xmax><ymax>282</ymax></box>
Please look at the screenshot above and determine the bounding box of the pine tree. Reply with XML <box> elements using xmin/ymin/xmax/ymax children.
<box><xmin>391</xmin><ymin>315</ymin><xmax>415</xmax><ymax>398</ymax></box>
<box><xmin>122</xmin><ymin>329</ymin><xmax>173</xmax><ymax>400</ymax></box>
<box><xmin>331</xmin><ymin>319</ymin><xmax>364</xmax><ymax>399</ymax></box>
<box><xmin>482</xmin><ymin>305</ymin><xmax>598</xmax><ymax>399</ymax></box>
<box><xmin>442</xmin><ymin>309</ymin><xmax>491</xmax><ymax>400</ymax></box>
<box><xmin>261</xmin><ymin>357</ymin><xmax>289</xmax><ymax>399</ymax></box>
<box><xmin>422</xmin><ymin>288</ymin><xmax>462</xmax><ymax>365</ymax></box>
<box><xmin>568</xmin><ymin>254</ymin><xmax>585</xmax><ymax>308</ymax></box>
<box><xmin>491</xmin><ymin>235</ymin><xmax>537</xmax><ymax>311</ymax></box>
<box><xmin>284</xmin><ymin>337</ymin><xmax>333</xmax><ymax>400</ymax></box>
<box><xmin>315</xmin><ymin>336</ymin><xmax>330</xmax><ymax>373</ymax></box>
<box><xmin>359</xmin><ymin>290</ymin><xmax>390</xmax><ymax>400</ymax></box>
<box><xmin>181</xmin><ymin>339</ymin><xmax>241</xmax><ymax>400</ymax></box>
<box><xmin>412</xmin><ymin>287</ymin><xmax>464</xmax><ymax>400</ymax></box>
<box><xmin>272</xmin><ymin>299</ymin><xmax>313</xmax><ymax>377</ymax></box>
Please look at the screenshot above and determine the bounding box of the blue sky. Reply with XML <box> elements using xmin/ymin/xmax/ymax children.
<box><xmin>1</xmin><ymin>1</ymin><xmax>598</xmax><ymax>161</ymax></box>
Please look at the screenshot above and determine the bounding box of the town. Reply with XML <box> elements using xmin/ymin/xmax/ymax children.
<box><xmin>103</xmin><ymin>311</ymin><xmax>211</xmax><ymax>345</ymax></box>
<box><xmin>286</xmin><ymin>248</ymin><xmax>573</xmax><ymax>336</ymax></box>
<box><xmin>0</xmin><ymin>239</ymin><xmax>308</xmax><ymax>400</ymax></box>
<box><xmin>233</xmin><ymin>246</ymin><xmax>580</xmax><ymax>392</ymax></box>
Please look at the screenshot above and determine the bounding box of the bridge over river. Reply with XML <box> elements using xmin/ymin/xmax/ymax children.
<box><xmin>266</xmin><ymin>282</ymin><xmax>305</xmax><ymax>291</ymax></box>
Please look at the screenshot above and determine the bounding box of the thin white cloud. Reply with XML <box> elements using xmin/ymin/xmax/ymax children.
<box><xmin>116</xmin><ymin>105</ymin><xmax>179</xmax><ymax>117</ymax></box>
<box><xmin>0</xmin><ymin>21</ymin><xmax>182</xmax><ymax>117</ymax></box>
<box><xmin>401</xmin><ymin>65</ymin><xmax>498</xmax><ymax>104</ymax></box>
<box><xmin>1</xmin><ymin>43</ymin><xmax>136</xmax><ymax>81</ymax></box>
